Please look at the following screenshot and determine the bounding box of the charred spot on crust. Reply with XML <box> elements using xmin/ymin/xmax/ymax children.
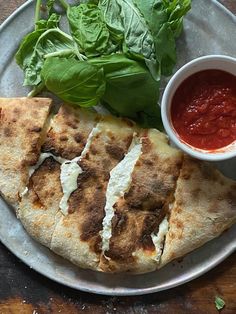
<box><xmin>66</xmin><ymin>120</ymin><xmax>78</xmax><ymax>129</ymax></box>
<box><xmin>138</xmin><ymin>213</ymin><xmax>165</xmax><ymax>251</ymax></box>
<box><xmin>30</xmin><ymin>126</ymin><xmax>42</xmax><ymax>133</ymax></box>
<box><xmin>3</xmin><ymin>127</ymin><xmax>12</xmax><ymax>137</ymax></box>
<box><xmin>28</xmin><ymin>157</ymin><xmax>61</xmax><ymax>209</ymax></box>
<box><xmin>79</xmin><ymin>188</ymin><xmax>106</xmax><ymax>241</ymax></box>
<box><xmin>105</xmin><ymin>144</ymin><xmax>125</xmax><ymax>161</ymax></box>
<box><xmin>74</xmin><ymin>133</ymin><xmax>84</xmax><ymax>144</ymax></box>
<box><xmin>59</xmin><ymin>135</ymin><xmax>68</xmax><ymax>141</ymax></box>
<box><xmin>90</xmin><ymin>144</ymin><xmax>98</xmax><ymax>155</ymax></box>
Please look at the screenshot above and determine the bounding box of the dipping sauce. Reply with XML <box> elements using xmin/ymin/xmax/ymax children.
<box><xmin>171</xmin><ymin>70</ymin><xmax>236</xmax><ymax>150</ymax></box>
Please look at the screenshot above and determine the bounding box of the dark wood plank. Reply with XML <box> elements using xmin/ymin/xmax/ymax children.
<box><xmin>0</xmin><ymin>241</ymin><xmax>236</xmax><ymax>314</ymax></box>
<box><xmin>0</xmin><ymin>1</ymin><xmax>235</xmax><ymax>313</ymax></box>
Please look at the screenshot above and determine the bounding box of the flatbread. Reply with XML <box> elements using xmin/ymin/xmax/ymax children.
<box><xmin>99</xmin><ymin>129</ymin><xmax>183</xmax><ymax>273</ymax></box>
<box><xmin>160</xmin><ymin>155</ymin><xmax>236</xmax><ymax>267</ymax></box>
<box><xmin>50</xmin><ymin>116</ymin><xmax>135</xmax><ymax>270</ymax></box>
<box><xmin>19</xmin><ymin>106</ymin><xmax>98</xmax><ymax>248</ymax></box>
<box><xmin>0</xmin><ymin>99</ymin><xmax>235</xmax><ymax>274</ymax></box>
<box><xmin>0</xmin><ymin>97</ymin><xmax>52</xmax><ymax>206</ymax></box>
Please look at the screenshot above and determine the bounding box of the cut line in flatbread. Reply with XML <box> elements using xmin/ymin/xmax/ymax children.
<box><xmin>99</xmin><ymin>129</ymin><xmax>183</xmax><ymax>273</ymax></box>
<box><xmin>101</xmin><ymin>134</ymin><xmax>142</xmax><ymax>253</ymax></box>
<box><xmin>50</xmin><ymin>115</ymin><xmax>135</xmax><ymax>270</ymax></box>
<box><xmin>160</xmin><ymin>155</ymin><xmax>236</xmax><ymax>267</ymax></box>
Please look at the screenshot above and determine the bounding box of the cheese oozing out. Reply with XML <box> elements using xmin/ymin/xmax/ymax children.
<box><xmin>59</xmin><ymin>125</ymin><xmax>101</xmax><ymax>215</ymax></box>
<box><xmin>151</xmin><ymin>216</ymin><xmax>169</xmax><ymax>263</ymax></box>
<box><xmin>21</xmin><ymin>153</ymin><xmax>68</xmax><ymax>198</ymax></box>
<box><xmin>23</xmin><ymin>125</ymin><xmax>101</xmax><ymax>214</ymax></box>
<box><xmin>28</xmin><ymin>153</ymin><xmax>68</xmax><ymax>178</ymax></box>
<box><xmin>59</xmin><ymin>157</ymin><xmax>82</xmax><ymax>215</ymax></box>
<box><xmin>101</xmin><ymin>137</ymin><xmax>142</xmax><ymax>253</ymax></box>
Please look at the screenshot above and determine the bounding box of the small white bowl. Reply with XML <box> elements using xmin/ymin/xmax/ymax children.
<box><xmin>161</xmin><ymin>55</ymin><xmax>236</xmax><ymax>161</ymax></box>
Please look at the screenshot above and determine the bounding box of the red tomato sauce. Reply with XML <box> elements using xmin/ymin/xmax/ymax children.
<box><xmin>171</xmin><ymin>69</ymin><xmax>236</xmax><ymax>150</ymax></box>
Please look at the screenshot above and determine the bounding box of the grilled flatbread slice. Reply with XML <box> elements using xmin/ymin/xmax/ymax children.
<box><xmin>50</xmin><ymin>116</ymin><xmax>135</xmax><ymax>270</ymax></box>
<box><xmin>160</xmin><ymin>155</ymin><xmax>236</xmax><ymax>267</ymax></box>
<box><xmin>99</xmin><ymin>129</ymin><xmax>183</xmax><ymax>273</ymax></box>
<box><xmin>0</xmin><ymin>97</ymin><xmax>52</xmax><ymax>206</ymax></box>
<box><xmin>19</xmin><ymin>105</ymin><xmax>98</xmax><ymax>248</ymax></box>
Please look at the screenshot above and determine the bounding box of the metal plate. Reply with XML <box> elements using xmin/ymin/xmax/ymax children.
<box><xmin>0</xmin><ymin>0</ymin><xmax>235</xmax><ymax>296</ymax></box>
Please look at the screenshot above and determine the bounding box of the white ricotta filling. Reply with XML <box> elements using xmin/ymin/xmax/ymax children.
<box><xmin>151</xmin><ymin>216</ymin><xmax>169</xmax><ymax>263</ymax></box>
<box><xmin>20</xmin><ymin>187</ymin><xmax>29</xmax><ymax>197</ymax></box>
<box><xmin>29</xmin><ymin>153</ymin><xmax>67</xmax><ymax>178</ymax></box>
<box><xmin>101</xmin><ymin>139</ymin><xmax>142</xmax><ymax>253</ymax></box>
<box><xmin>59</xmin><ymin>157</ymin><xmax>83</xmax><ymax>215</ymax></box>
<box><xmin>22</xmin><ymin>153</ymin><xmax>68</xmax><ymax>197</ymax></box>
<box><xmin>59</xmin><ymin>125</ymin><xmax>101</xmax><ymax>215</ymax></box>
<box><xmin>80</xmin><ymin>125</ymin><xmax>101</xmax><ymax>158</ymax></box>
<box><xmin>22</xmin><ymin>125</ymin><xmax>101</xmax><ymax>213</ymax></box>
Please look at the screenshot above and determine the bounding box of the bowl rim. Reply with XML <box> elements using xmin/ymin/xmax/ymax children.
<box><xmin>161</xmin><ymin>54</ymin><xmax>236</xmax><ymax>161</ymax></box>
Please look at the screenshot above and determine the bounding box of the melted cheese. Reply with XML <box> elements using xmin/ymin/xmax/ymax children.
<box><xmin>101</xmin><ymin>138</ymin><xmax>142</xmax><ymax>252</ymax></box>
<box><xmin>151</xmin><ymin>216</ymin><xmax>169</xmax><ymax>263</ymax></box>
<box><xmin>28</xmin><ymin>153</ymin><xmax>67</xmax><ymax>177</ymax></box>
<box><xmin>59</xmin><ymin>157</ymin><xmax>83</xmax><ymax>215</ymax></box>
<box><xmin>23</xmin><ymin>124</ymin><xmax>101</xmax><ymax>212</ymax></box>
<box><xmin>59</xmin><ymin>125</ymin><xmax>101</xmax><ymax>215</ymax></box>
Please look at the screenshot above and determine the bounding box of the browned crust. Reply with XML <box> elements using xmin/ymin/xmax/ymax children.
<box><xmin>100</xmin><ymin>130</ymin><xmax>183</xmax><ymax>272</ymax></box>
<box><xmin>0</xmin><ymin>97</ymin><xmax>52</xmax><ymax>205</ymax></box>
<box><xmin>42</xmin><ymin>105</ymin><xmax>99</xmax><ymax>159</ymax></box>
<box><xmin>67</xmin><ymin>117</ymin><xmax>134</xmax><ymax>255</ymax></box>
<box><xmin>160</xmin><ymin>155</ymin><xmax>236</xmax><ymax>267</ymax></box>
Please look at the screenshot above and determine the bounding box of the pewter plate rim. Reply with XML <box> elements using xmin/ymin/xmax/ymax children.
<box><xmin>0</xmin><ymin>0</ymin><xmax>235</xmax><ymax>296</ymax></box>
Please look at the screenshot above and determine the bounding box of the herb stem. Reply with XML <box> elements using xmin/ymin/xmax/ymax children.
<box><xmin>58</xmin><ymin>0</ymin><xmax>69</xmax><ymax>10</ymax></box>
<box><xmin>35</xmin><ymin>0</ymin><xmax>42</xmax><ymax>27</ymax></box>
<box><xmin>44</xmin><ymin>49</ymin><xmax>74</xmax><ymax>58</ymax></box>
<box><xmin>27</xmin><ymin>82</ymin><xmax>45</xmax><ymax>97</ymax></box>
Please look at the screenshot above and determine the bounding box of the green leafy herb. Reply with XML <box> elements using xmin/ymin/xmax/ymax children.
<box><xmin>99</xmin><ymin>0</ymin><xmax>157</xmax><ymax>67</ymax></box>
<box><xmin>35</xmin><ymin>13</ymin><xmax>60</xmax><ymax>30</ymax></box>
<box><xmin>41</xmin><ymin>57</ymin><xmax>106</xmax><ymax>107</ymax></box>
<box><xmin>89</xmin><ymin>54</ymin><xmax>162</xmax><ymax>129</ymax></box>
<box><xmin>23</xmin><ymin>29</ymin><xmax>76</xmax><ymax>86</ymax></box>
<box><xmin>15</xmin><ymin>0</ymin><xmax>191</xmax><ymax>129</ymax></box>
<box><xmin>67</xmin><ymin>4</ymin><xmax>117</xmax><ymax>57</ymax></box>
<box><xmin>215</xmin><ymin>296</ymin><xmax>225</xmax><ymax>311</ymax></box>
<box><xmin>15</xmin><ymin>13</ymin><xmax>62</xmax><ymax>79</ymax></box>
<box><xmin>133</xmin><ymin>0</ymin><xmax>191</xmax><ymax>76</ymax></box>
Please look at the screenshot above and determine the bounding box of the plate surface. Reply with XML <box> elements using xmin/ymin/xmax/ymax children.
<box><xmin>0</xmin><ymin>0</ymin><xmax>236</xmax><ymax>296</ymax></box>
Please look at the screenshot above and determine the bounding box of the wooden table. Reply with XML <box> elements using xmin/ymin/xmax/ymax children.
<box><xmin>0</xmin><ymin>1</ymin><xmax>235</xmax><ymax>313</ymax></box>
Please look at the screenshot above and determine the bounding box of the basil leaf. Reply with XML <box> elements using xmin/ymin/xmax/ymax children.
<box><xmin>35</xmin><ymin>13</ymin><xmax>60</xmax><ymax>30</ymax></box>
<box><xmin>215</xmin><ymin>296</ymin><xmax>225</xmax><ymax>311</ymax></box>
<box><xmin>16</xmin><ymin>29</ymin><xmax>45</xmax><ymax>70</ymax></box>
<box><xmin>133</xmin><ymin>0</ymin><xmax>191</xmax><ymax>76</ymax></box>
<box><xmin>89</xmin><ymin>54</ymin><xmax>162</xmax><ymax>129</ymax></box>
<box><xmin>15</xmin><ymin>13</ymin><xmax>64</xmax><ymax>85</ymax></box>
<box><xmin>67</xmin><ymin>4</ymin><xmax>117</xmax><ymax>57</ymax></box>
<box><xmin>99</xmin><ymin>0</ymin><xmax>156</xmax><ymax>66</ymax></box>
<box><xmin>23</xmin><ymin>28</ymin><xmax>75</xmax><ymax>86</ymax></box>
<box><xmin>41</xmin><ymin>57</ymin><xmax>106</xmax><ymax>107</ymax></box>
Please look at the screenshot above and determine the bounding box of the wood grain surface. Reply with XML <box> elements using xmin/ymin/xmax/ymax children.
<box><xmin>0</xmin><ymin>1</ymin><xmax>236</xmax><ymax>313</ymax></box>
